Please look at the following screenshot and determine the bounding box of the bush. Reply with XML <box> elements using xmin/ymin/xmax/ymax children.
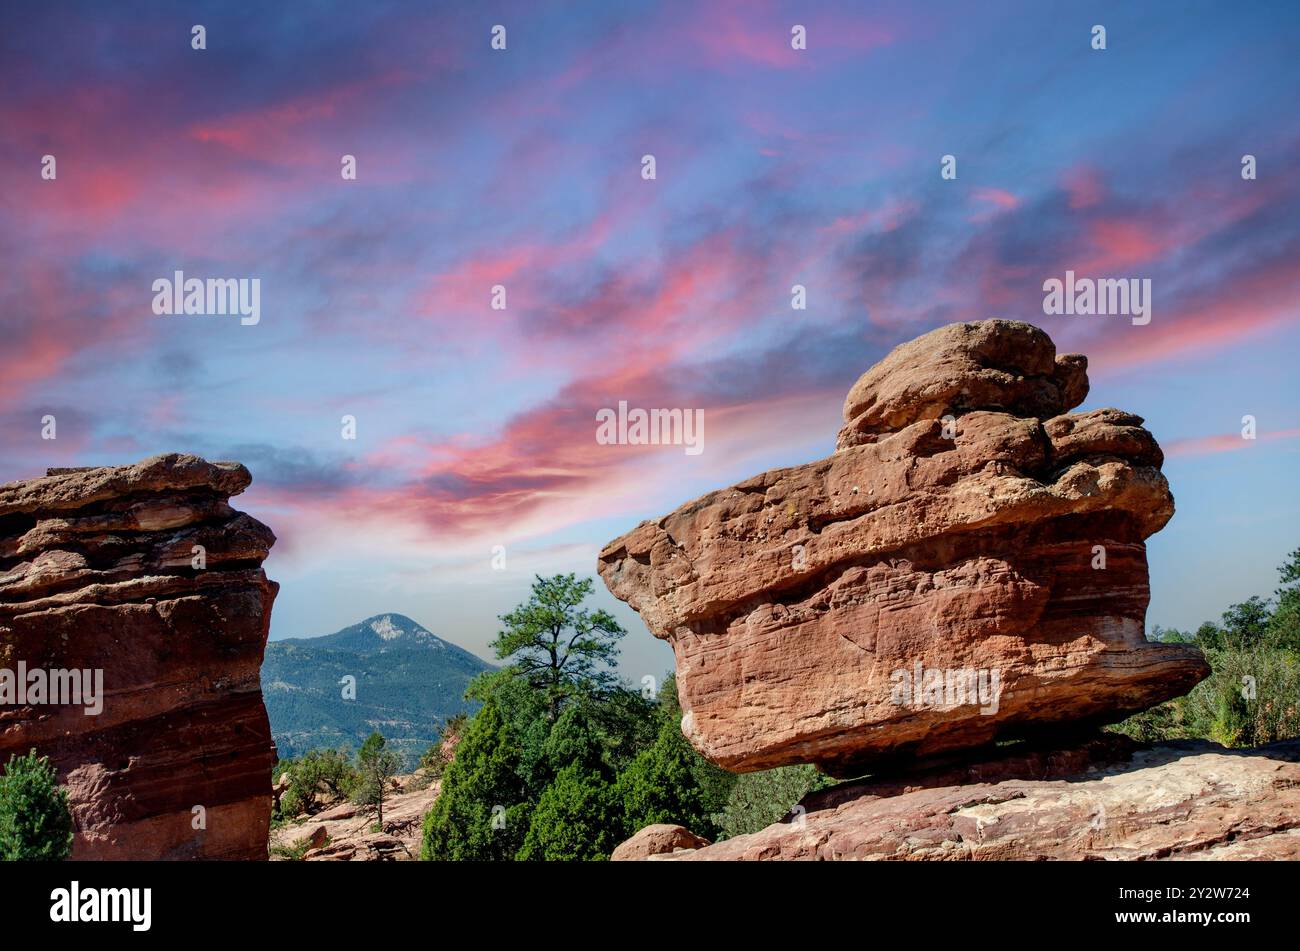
<box><xmin>0</xmin><ymin>749</ymin><xmax>74</xmax><ymax>861</ymax></box>
<box><xmin>615</xmin><ymin>716</ymin><xmax>719</xmax><ymax>837</ymax></box>
<box><xmin>420</xmin><ymin>698</ymin><xmax>532</xmax><ymax>860</ymax></box>
<box><xmin>717</xmin><ymin>764</ymin><xmax>830</xmax><ymax>839</ymax></box>
<box><xmin>1184</xmin><ymin>647</ymin><xmax>1300</xmax><ymax>746</ymax></box>
<box><xmin>276</xmin><ymin>748</ymin><xmax>358</xmax><ymax>817</ymax></box>
<box><xmin>1113</xmin><ymin>548</ymin><xmax>1300</xmax><ymax>749</ymax></box>
<box><xmin>518</xmin><ymin>765</ymin><xmax>623</xmax><ymax>861</ymax></box>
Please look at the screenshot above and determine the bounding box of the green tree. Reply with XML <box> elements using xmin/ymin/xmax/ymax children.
<box><xmin>1267</xmin><ymin>546</ymin><xmax>1300</xmax><ymax>652</ymax></box>
<box><xmin>586</xmin><ymin>685</ymin><xmax>660</xmax><ymax>773</ymax></box>
<box><xmin>353</xmin><ymin>732</ymin><xmax>402</xmax><ymax>827</ymax></box>
<box><xmin>420</xmin><ymin>699</ymin><xmax>531</xmax><ymax>860</ymax></box>
<box><xmin>616</xmin><ymin>715</ymin><xmax>719</xmax><ymax>837</ymax></box>
<box><xmin>540</xmin><ymin>703</ymin><xmax>607</xmax><ymax>775</ymax></box>
<box><xmin>0</xmin><ymin>750</ymin><xmax>74</xmax><ymax>861</ymax></box>
<box><xmin>424</xmin><ymin>587</ymin><xmax>733</xmax><ymax>860</ymax></box>
<box><xmin>518</xmin><ymin>765</ymin><xmax>623</xmax><ymax>861</ymax></box>
<box><xmin>278</xmin><ymin>748</ymin><xmax>357</xmax><ymax>818</ymax></box>
<box><xmin>491</xmin><ymin>574</ymin><xmax>626</xmax><ymax>720</ymax></box>
<box><xmin>646</xmin><ymin>672</ymin><xmax>735</xmax><ymax>832</ymax></box>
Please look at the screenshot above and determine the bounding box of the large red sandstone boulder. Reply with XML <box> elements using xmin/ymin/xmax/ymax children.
<box><xmin>598</xmin><ymin>320</ymin><xmax>1209</xmax><ymax>775</ymax></box>
<box><xmin>661</xmin><ymin>738</ymin><xmax>1300</xmax><ymax>860</ymax></box>
<box><xmin>0</xmin><ymin>454</ymin><xmax>277</xmax><ymax>859</ymax></box>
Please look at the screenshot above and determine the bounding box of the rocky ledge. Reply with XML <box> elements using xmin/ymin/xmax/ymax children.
<box><xmin>637</xmin><ymin>737</ymin><xmax>1300</xmax><ymax>861</ymax></box>
<box><xmin>269</xmin><ymin>772</ymin><xmax>438</xmax><ymax>861</ymax></box>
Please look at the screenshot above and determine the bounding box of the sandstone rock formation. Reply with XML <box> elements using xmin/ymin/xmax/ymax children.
<box><xmin>650</xmin><ymin>738</ymin><xmax>1300</xmax><ymax>861</ymax></box>
<box><xmin>610</xmin><ymin>823</ymin><xmax>712</xmax><ymax>861</ymax></box>
<box><xmin>598</xmin><ymin>320</ymin><xmax>1209</xmax><ymax>776</ymax></box>
<box><xmin>0</xmin><ymin>454</ymin><xmax>277</xmax><ymax>859</ymax></box>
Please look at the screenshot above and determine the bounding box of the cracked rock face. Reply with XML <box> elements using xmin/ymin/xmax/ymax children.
<box><xmin>598</xmin><ymin>320</ymin><xmax>1209</xmax><ymax>775</ymax></box>
<box><xmin>656</xmin><ymin>738</ymin><xmax>1300</xmax><ymax>861</ymax></box>
<box><xmin>0</xmin><ymin>454</ymin><xmax>277</xmax><ymax>859</ymax></box>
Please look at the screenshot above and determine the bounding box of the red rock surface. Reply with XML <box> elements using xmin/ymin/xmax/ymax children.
<box><xmin>269</xmin><ymin>772</ymin><xmax>439</xmax><ymax>861</ymax></box>
<box><xmin>0</xmin><ymin>454</ymin><xmax>277</xmax><ymax>859</ymax></box>
<box><xmin>662</xmin><ymin>738</ymin><xmax>1300</xmax><ymax>861</ymax></box>
<box><xmin>598</xmin><ymin>320</ymin><xmax>1208</xmax><ymax>775</ymax></box>
<box><xmin>610</xmin><ymin>823</ymin><xmax>712</xmax><ymax>861</ymax></box>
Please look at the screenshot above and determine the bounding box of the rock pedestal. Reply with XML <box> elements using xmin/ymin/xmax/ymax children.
<box><xmin>655</xmin><ymin>738</ymin><xmax>1300</xmax><ymax>861</ymax></box>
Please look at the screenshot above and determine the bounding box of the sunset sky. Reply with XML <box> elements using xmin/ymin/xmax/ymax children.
<box><xmin>3</xmin><ymin>0</ymin><xmax>1298</xmax><ymax>680</ymax></box>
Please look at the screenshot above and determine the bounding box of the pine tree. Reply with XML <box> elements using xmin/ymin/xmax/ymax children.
<box><xmin>0</xmin><ymin>749</ymin><xmax>74</xmax><ymax>861</ymax></box>
<box><xmin>518</xmin><ymin>765</ymin><xmax>622</xmax><ymax>861</ymax></box>
<box><xmin>491</xmin><ymin>574</ymin><xmax>625</xmax><ymax>720</ymax></box>
<box><xmin>420</xmin><ymin>699</ymin><xmax>531</xmax><ymax>860</ymax></box>
<box><xmin>353</xmin><ymin>733</ymin><xmax>401</xmax><ymax>827</ymax></box>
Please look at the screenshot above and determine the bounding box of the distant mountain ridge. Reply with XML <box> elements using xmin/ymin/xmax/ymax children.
<box><xmin>262</xmin><ymin>613</ymin><xmax>494</xmax><ymax>767</ymax></box>
<box><xmin>275</xmin><ymin>613</ymin><xmax>471</xmax><ymax>654</ymax></box>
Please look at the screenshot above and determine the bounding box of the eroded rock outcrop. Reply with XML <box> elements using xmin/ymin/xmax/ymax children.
<box><xmin>654</xmin><ymin>738</ymin><xmax>1300</xmax><ymax>861</ymax></box>
<box><xmin>598</xmin><ymin>320</ymin><xmax>1208</xmax><ymax>775</ymax></box>
<box><xmin>0</xmin><ymin>454</ymin><xmax>277</xmax><ymax>859</ymax></box>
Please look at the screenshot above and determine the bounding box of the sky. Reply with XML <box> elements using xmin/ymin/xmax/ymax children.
<box><xmin>2</xmin><ymin>0</ymin><xmax>1298</xmax><ymax>681</ymax></box>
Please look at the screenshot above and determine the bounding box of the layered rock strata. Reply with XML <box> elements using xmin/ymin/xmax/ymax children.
<box><xmin>643</xmin><ymin>738</ymin><xmax>1300</xmax><ymax>861</ymax></box>
<box><xmin>598</xmin><ymin>320</ymin><xmax>1208</xmax><ymax>775</ymax></box>
<box><xmin>0</xmin><ymin>454</ymin><xmax>277</xmax><ymax>859</ymax></box>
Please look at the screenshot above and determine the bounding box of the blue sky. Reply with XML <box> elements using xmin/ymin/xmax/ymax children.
<box><xmin>2</xmin><ymin>0</ymin><xmax>1297</xmax><ymax>678</ymax></box>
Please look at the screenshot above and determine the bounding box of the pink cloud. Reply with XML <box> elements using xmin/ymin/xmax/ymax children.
<box><xmin>687</xmin><ymin>2</ymin><xmax>895</xmax><ymax>69</ymax></box>
<box><xmin>968</xmin><ymin>187</ymin><xmax>1021</xmax><ymax>223</ymax></box>
<box><xmin>1062</xmin><ymin>165</ymin><xmax>1106</xmax><ymax>210</ymax></box>
<box><xmin>1166</xmin><ymin>427</ymin><xmax>1300</xmax><ymax>458</ymax></box>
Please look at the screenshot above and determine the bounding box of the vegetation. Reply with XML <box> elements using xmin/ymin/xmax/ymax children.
<box><xmin>490</xmin><ymin>573</ymin><xmax>626</xmax><ymax>720</ymax></box>
<box><xmin>269</xmin><ymin>836</ymin><xmax>319</xmax><ymax>861</ymax></box>
<box><xmin>417</xmin><ymin>712</ymin><xmax>467</xmax><ymax>780</ymax></box>
<box><xmin>420</xmin><ymin>574</ymin><xmax>739</xmax><ymax>860</ymax></box>
<box><xmin>353</xmin><ymin>732</ymin><xmax>402</xmax><ymax>827</ymax></box>
<box><xmin>419</xmin><ymin>697</ymin><xmax>532</xmax><ymax>860</ymax></box>
<box><xmin>275</xmin><ymin>747</ymin><xmax>358</xmax><ymax>819</ymax></box>
<box><xmin>717</xmin><ymin>765</ymin><xmax>832</xmax><ymax>838</ymax></box>
<box><xmin>1113</xmin><ymin>547</ymin><xmax>1300</xmax><ymax>747</ymax></box>
<box><xmin>0</xmin><ymin>749</ymin><xmax>74</xmax><ymax>861</ymax></box>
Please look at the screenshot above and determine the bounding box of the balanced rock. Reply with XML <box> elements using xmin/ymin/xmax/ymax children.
<box><xmin>598</xmin><ymin>320</ymin><xmax>1208</xmax><ymax>775</ymax></box>
<box><xmin>0</xmin><ymin>454</ymin><xmax>278</xmax><ymax>859</ymax></box>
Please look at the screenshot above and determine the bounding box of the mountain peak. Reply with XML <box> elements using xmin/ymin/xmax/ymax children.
<box><xmin>263</xmin><ymin>613</ymin><xmax>495</xmax><ymax>766</ymax></box>
<box><xmin>319</xmin><ymin>613</ymin><xmax>446</xmax><ymax>651</ymax></box>
<box><xmin>273</xmin><ymin>613</ymin><xmax>472</xmax><ymax>654</ymax></box>
<box><xmin>362</xmin><ymin>613</ymin><xmax>429</xmax><ymax>642</ymax></box>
